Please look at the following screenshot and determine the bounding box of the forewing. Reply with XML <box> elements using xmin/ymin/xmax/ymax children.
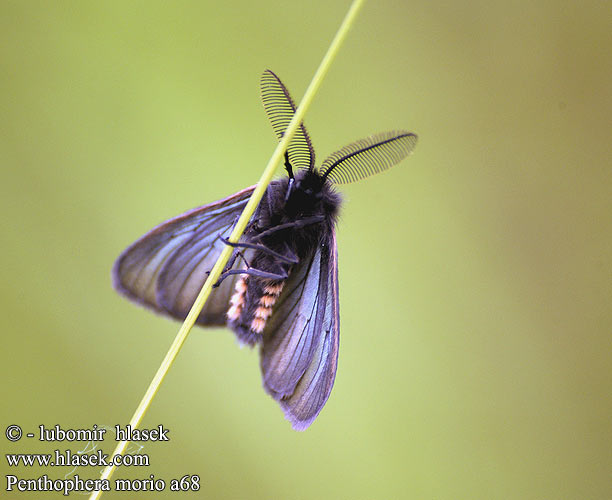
<box><xmin>260</xmin><ymin>232</ymin><xmax>339</xmax><ymax>430</ymax></box>
<box><xmin>112</xmin><ymin>185</ymin><xmax>255</xmax><ymax>326</ymax></box>
<box><xmin>260</xmin><ymin>69</ymin><xmax>315</xmax><ymax>171</ymax></box>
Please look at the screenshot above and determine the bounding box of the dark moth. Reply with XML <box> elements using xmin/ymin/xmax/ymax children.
<box><xmin>113</xmin><ymin>70</ymin><xmax>417</xmax><ymax>430</ymax></box>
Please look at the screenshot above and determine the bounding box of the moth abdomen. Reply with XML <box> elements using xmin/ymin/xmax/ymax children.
<box><xmin>226</xmin><ymin>275</ymin><xmax>248</xmax><ymax>323</ymax></box>
<box><xmin>227</xmin><ymin>272</ymin><xmax>288</xmax><ymax>345</ymax></box>
<box><xmin>250</xmin><ymin>280</ymin><xmax>286</xmax><ymax>334</ymax></box>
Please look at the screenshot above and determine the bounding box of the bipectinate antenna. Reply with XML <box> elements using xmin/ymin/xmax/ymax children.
<box><xmin>320</xmin><ymin>131</ymin><xmax>418</xmax><ymax>184</ymax></box>
<box><xmin>261</xmin><ymin>69</ymin><xmax>316</xmax><ymax>172</ymax></box>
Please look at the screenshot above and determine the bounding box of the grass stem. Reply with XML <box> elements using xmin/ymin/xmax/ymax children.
<box><xmin>89</xmin><ymin>1</ymin><xmax>365</xmax><ymax>497</ymax></box>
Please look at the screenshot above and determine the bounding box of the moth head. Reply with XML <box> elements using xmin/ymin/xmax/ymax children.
<box><xmin>293</xmin><ymin>169</ymin><xmax>325</xmax><ymax>198</ymax></box>
<box><xmin>282</xmin><ymin>169</ymin><xmax>327</xmax><ymax>217</ymax></box>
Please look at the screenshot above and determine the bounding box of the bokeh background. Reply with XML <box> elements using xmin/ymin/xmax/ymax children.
<box><xmin>2</xmin><ymin>1</ymin><xmax>611</xmax><ymax>499</ymax></box>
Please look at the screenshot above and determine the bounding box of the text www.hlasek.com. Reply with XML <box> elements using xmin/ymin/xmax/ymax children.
<box><xmin>6</xmin><ymin>449</ymin><xmax>149</xmax><ymax>467</ymax></box>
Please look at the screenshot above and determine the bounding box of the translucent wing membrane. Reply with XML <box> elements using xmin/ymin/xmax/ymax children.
<box><xmin>112</xmin><ymin>186</ymin><xmax>256</xmax><ymax>325</ymax></box>
<box><xmin>261</xmin><ymin>69</ymin><xmax>315</xmax><ymax>171</ymax></box>
<box><xmin>320</xmin><ymin>131</ymin><xmax>418</xmax><ymax>184</ymax></box>
<box><xmin>260</xmin><ymin>232</ymin><xmax>339</xmax><ymax>430</ymax></box>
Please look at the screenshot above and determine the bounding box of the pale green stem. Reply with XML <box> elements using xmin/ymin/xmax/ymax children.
<box><xmin>89</xmin><ymin>0</ymin><xmax>365</xmax><ymax>497</ymax></box>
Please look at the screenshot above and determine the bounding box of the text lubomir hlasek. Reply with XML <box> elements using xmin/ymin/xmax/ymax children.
<box><xmin>37</xmin><ymin>424</ymin><xmax>169</xmax><ymax>442</ymax></box>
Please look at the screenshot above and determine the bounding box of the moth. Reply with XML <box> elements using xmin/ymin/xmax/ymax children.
<box><xmin>112</xmin><ymin>70</ymin><xmax>417</xmax><ymax>430</ymax></box>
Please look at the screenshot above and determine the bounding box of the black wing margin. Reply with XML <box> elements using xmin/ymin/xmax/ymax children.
<box><xmin>112</xmin><ymin>186</ymin><xmax>256</xmax><ymax>326</ymax></box>
<box><xmin>260</xmin><ymin>231</ymin><xmax>339</xmax><ymax>430</ymax></box>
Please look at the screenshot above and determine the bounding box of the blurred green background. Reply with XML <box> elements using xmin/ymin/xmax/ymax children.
<box><xmin>2</xmin><ymin>1</ymin><xmax>611</xmax><ymax>499</ymax></box>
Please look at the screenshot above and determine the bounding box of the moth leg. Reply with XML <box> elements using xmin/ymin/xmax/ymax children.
<box><xmin>279</xmin><ymin>241</ymin><xmax>298</xmax><ymax>263</ymax></box>
<box><xmin>214</xmin><ymin>267</ymin><xmax>288</xmax><ymax>287</ymax></box>
<box><xmin>220</xmin><ymin>236</ymin><xmax>298</xmax><ymax>264</ymax></box>
<box><xmin>251</xmin><ymin>215</ymin><xmax>325</xmax><ymax>241</ymax></box>
<box><xmin>205</xmin><ymin>246</ymin><xmax>253</xmax><ymax>283</ymax></box>
<box><xmin>224</xmin><ymin>247</ymin><xmax>252</xmax><ymax>270</ymax></box>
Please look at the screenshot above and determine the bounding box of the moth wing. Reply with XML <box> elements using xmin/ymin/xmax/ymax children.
<box><xmin>112</xmin><ymin>185</ymin><xmax>256</xmax><ymax>326</ymax></box>
<box><xmin>260</xmin><ymin>231</ymin><xmax>339</xmax><ymax>430</ymax></box>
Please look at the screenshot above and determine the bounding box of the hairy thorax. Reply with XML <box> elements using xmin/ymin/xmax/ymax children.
<box><xmin>226</xmin><ymin>171</ymin><xmax>341</xmax><ymax>345</ymax></box>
